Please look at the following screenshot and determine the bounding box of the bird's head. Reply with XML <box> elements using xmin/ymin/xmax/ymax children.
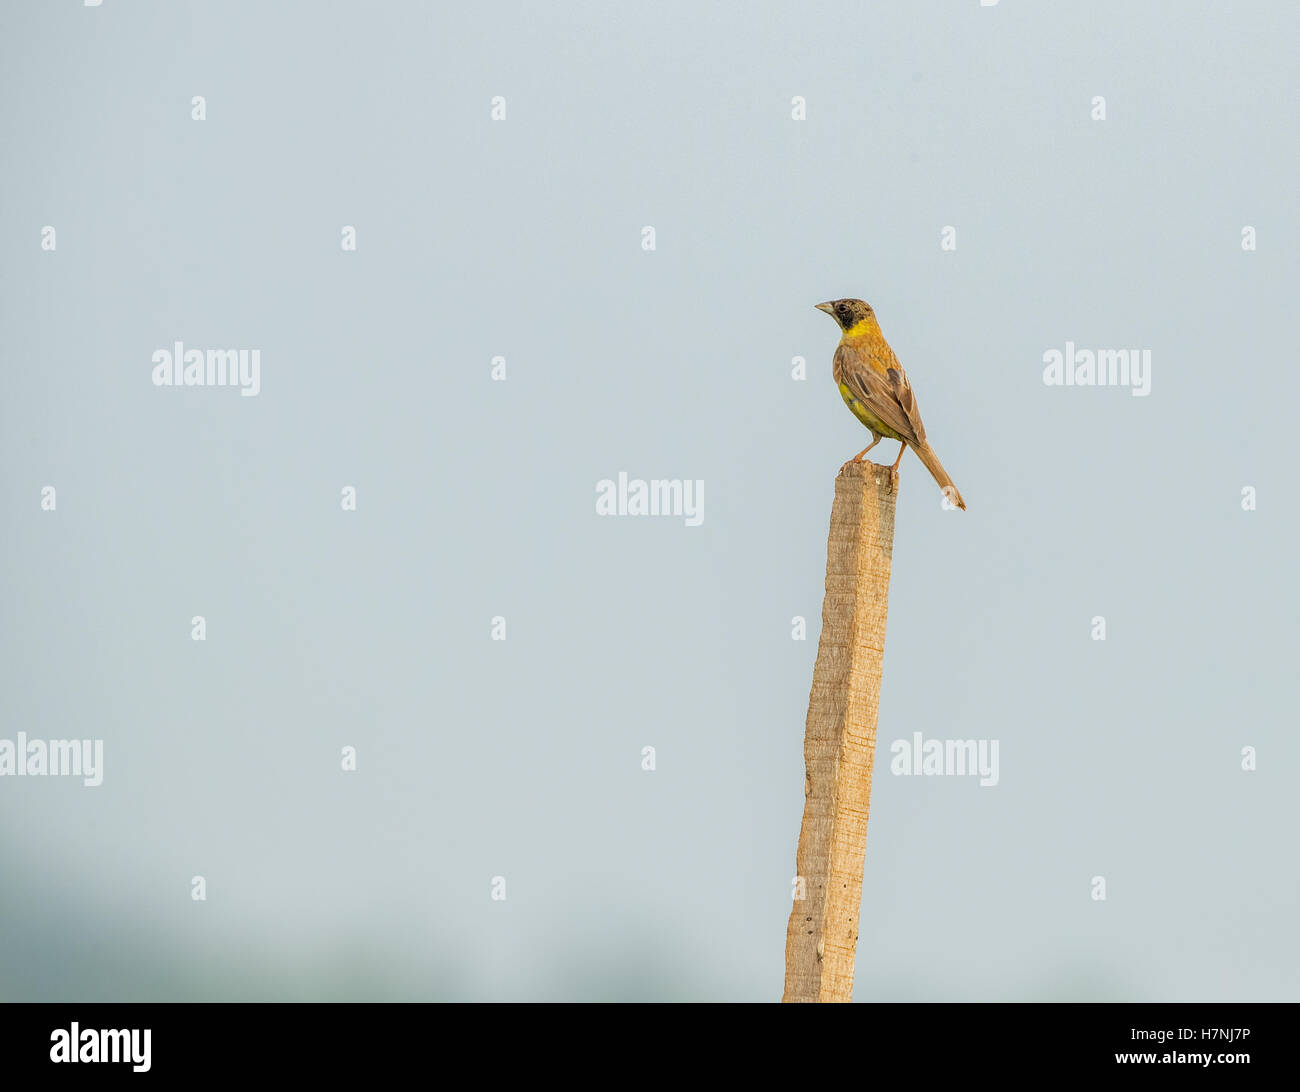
<box><xmin>815</xmin><ymin>298</ymin><xmax>877</xmax><ymax>334</ymax></box>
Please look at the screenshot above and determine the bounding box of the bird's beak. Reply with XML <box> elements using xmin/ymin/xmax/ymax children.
<box><xmin>814</xmin><ymin>302</ymin><xmax>835</xmax><ymax>316</ymax></box>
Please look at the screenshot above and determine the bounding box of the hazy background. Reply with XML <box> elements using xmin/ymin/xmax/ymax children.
<box><xmin>1</xmin><ymin>1</ymin><xmax>1296</xmax><ymax>1001</ymax></box>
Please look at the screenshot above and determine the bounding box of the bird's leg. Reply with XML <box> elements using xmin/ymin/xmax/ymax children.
<box><xmin>852</xmin><ymin>432</ymin><xmax>882</xmax><ymax>462</ymax></box>
<box><xmin>890</xmin><ymin>442</ymin><xmax>907</xmax><ymax>472</ymax></box>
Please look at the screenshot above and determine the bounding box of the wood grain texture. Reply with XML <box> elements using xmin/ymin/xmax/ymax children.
<box><xmin>783</xmin><ymin>460</ymin><xmax>897</xmax><ymax>1003</ymax></box>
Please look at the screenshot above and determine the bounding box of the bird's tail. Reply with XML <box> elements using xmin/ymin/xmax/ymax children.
<box><xmin>912</xmin><ymin>441</ymin><xmax>966</xmax><ymax>510</ymax></box>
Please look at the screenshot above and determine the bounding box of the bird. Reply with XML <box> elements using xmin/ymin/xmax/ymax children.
<box><xmin>815</xmin><ymin>299</ymin><xmax>966</xmax><ymax>510</ymax></box>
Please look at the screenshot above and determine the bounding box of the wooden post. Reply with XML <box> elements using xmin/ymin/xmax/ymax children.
<box><xmin>783</xmin><ymin>460</ymin><xmax>897</xmax><ymax>1003</ymax></box>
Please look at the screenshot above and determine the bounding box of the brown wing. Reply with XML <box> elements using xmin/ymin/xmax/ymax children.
<box><xmin>834</xmin><ymin>342</ymin><xmax>928</xmax><ymax>446</ymax></box>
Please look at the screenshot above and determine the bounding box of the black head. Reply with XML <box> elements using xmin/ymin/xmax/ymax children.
<box><xmin>815</xmin><ymin>299</ymin><xmax>876</xmax><ymax>331</ymax></box>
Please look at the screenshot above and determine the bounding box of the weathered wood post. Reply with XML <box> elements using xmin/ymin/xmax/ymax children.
<box><xmin>783</xmin><ymin>460</ymin><xmax>897</xmax><ymax>1002</ymax></box>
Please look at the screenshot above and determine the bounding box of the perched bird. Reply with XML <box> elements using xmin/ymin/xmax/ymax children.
<box><xmin>815</xmin><ymin>299</ymin><xmax>966</xmax><ymax>510</ymax></box>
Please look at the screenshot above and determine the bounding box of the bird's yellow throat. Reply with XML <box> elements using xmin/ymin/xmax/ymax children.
<box><xmin>840</xmin><ymin>318</ymin><xmax>881</xmax><ymax>344</ymax></box>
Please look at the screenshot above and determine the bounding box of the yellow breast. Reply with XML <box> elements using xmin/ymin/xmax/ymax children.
<box><xmin>838</xmin><ymin>382</ymin><xmax>904</xmax><ymax>440</ymax></box>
